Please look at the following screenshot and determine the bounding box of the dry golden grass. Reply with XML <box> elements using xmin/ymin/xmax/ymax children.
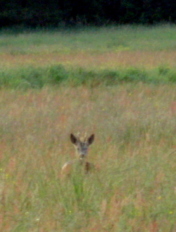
<box><xmin>0</xmin><ymin>85</ymin><xmax>176</xmax><ymax>231</ymax></box>
<box><xmin>1</xmin><ymin>51</ymin><xmax>176</xmax><ymax>69</ymax></box>
<box><xmin>1</xmin><ymin>25</ymin><xmax>176</xmax><ymax>231</ymax></box>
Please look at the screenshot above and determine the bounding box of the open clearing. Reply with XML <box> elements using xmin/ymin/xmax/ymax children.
<box><xmin>1</xmin><ymin>24</ymin><xmax>176</xmax><ymax>69</ymax></box>
<box><xmin>0</xmin><ymin>25</ymin><xmax>176</xmax><ymax>231</ymax></box>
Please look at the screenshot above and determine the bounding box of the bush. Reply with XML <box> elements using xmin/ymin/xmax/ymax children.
<box><xmin>120</xmin><ymin>68</ymin><xmax>148</xmax><ymax>83</ymax></box>
<box><xmin>44</xmin><ymin>65</ymin><xmax>68</xmax><ymax>84</ymax></box>
<box><xmin>1</xmin><ymin>65</ymin><xmax>176</xmax><ymax>89</ymax></box>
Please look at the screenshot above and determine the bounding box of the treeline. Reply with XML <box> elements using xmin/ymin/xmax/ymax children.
<box><xmin>0</xmin><ymin>0</ymin><xmax>176</xmax><ymax>27</ymax></box>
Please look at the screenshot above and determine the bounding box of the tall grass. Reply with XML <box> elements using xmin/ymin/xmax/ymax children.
<box><xmin>0</xmin><ymin>85</ymin><xmax>176</xmax><ymax>231</ymax></box>
<box><xmin>0</xmin><ymin>25</ymin><xmax>176</xmax><ymax>231</ymax></box>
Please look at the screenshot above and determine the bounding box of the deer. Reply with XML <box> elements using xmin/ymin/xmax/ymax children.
<box><xmin>61</xmin><ymin>133</ymin><xmax>95</xmax><ymax>177</ymax></box>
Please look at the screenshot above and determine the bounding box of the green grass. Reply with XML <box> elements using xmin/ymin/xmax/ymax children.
<box><xmin>1</xmin><ymin>24</ymin><xmax>176</xmax><ymax>54</ymax></box>
<box><xmin>0</xmin><ymin>24</ymin><xmax>176</xmax><ymax>89</ymax></box>
<box><xmin>0</xmin><ymin>64</ymin><xmax>176</xmax><ymax>89</ymax></box>
<box><xmin>0</xmin><ymin>85</ymin><xmax>176</xmax><ymax>231</ymax></box>
<box><xmin>0</xmin><ymin>25</ymin><xmax>176</xmax><ymax>231</ymax></box>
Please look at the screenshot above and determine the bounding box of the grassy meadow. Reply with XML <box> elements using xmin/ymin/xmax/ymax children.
<box><xmin>0</xmin><ymin>25</ymin><xmax>176</xmax><ymax>231</ymax></box>
<box><xmin>1</xmin><ymin>24</ymin><xmax>176</xmax><ymax>87</ymax></box>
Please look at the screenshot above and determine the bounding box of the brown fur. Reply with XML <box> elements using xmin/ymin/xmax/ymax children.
<box><xmin>61</xmin><ymin>133</ymin><xmax>95</xmax><ymax>177</ymax></box>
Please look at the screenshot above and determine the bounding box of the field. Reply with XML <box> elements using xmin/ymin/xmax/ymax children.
<box><xmin>0</xmin><ymin>25</ymin><xmax>176</xmax><ymax>232</ymax></box>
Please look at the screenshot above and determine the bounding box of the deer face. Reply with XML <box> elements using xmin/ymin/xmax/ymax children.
<box><xmin>70</xmin><ymin>133</ymin><xmax>94</xmax><ymax>160</ymax></box>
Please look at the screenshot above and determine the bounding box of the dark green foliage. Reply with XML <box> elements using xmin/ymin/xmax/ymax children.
<box><xmin>120</xmin><ymin>68</ymin><xmax>148</xmax><ymax>83</ymax></box>
<box><xmin>45</xmin><ymin>65</ymin><xmax>68</xmax><ymax>84</ymax></box>
<box><xmin>0</xmin><ymin>0</ymin><xmax>176</xmax><ymax>28</ymax></box>
<box><xmin>1</xmin><ymin>65</ymin><xmax>176</xmax><ymax>89</ymax></box>
<box><xmin>167</xmin><ymin>71</ymin><xmax>176</xmax><ymax>83</ymax></box>
<box><xmin>18</xmin><ymin>67</ymin><xmax>45</xmax><ymax>88</ymax></box>
<box><xmin>158</xmin><ymin>66</ymin><xmax>176</xmax><ymax>83</ymax></box>
<box><xmin>66</xmin><ymin>68</ymin><xmax>120</xmax><ymax>87</ymax></box>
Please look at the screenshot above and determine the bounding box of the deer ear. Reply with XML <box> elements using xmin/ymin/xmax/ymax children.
<box><xmin>70</xmin><ymin>134</ymin><xmax>77</xmax><ymax>144</ymax></box>
<box><xmin>88</xmin><ymin>134</ymin><xmax>94</xmax><ymax>145</ymax></box>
